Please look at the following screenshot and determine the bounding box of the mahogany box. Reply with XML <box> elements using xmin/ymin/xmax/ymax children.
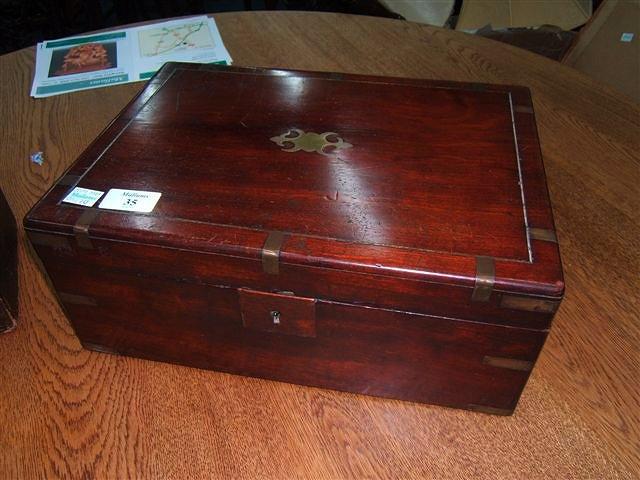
<box><xmin>25</xmin><ymin>63</ymin><xmax>564</xmax><ymax>415</ymax></box>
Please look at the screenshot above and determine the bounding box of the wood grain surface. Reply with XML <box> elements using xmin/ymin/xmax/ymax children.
<box><xmin>0</xmin><ymin>11</ymin><xmax>638</xmax><ymax>479</ymax></box>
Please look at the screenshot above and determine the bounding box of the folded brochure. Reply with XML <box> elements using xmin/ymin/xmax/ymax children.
<box><xmin>31</xmin><ymin>16</ymin><xmax>232</xmax><ymax>98</ymax></box>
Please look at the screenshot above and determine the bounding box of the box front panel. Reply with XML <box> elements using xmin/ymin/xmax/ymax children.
<box><xmin>34</xmin><ymin>240</ymin><xmax>547</xmax><ymax>414</ymax></box>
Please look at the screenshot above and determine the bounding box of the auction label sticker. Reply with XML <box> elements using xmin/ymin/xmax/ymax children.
<box><xmin>62</xmin><ymin>187</ymin><xmax>104</xmax><ymax>207</ymax></box>
<box><xmin>98</xmin><ymin>188</ymin><xmax>161</xmax><ymax>213</ymax></box>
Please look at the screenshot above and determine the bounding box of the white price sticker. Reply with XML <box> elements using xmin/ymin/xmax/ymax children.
<box><xmin>62</xmin><ymin>187</ymin><xmax>104</xmax><ymax>207</ymax></box>
<box><xmin>98</xmin><ymin>188</ymin><xmax>161</xmax><ymax>213</ymax></box>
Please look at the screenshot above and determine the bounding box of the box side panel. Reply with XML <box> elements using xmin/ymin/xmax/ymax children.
<box><xmin>31</xmin><ymin>239</ymin><xmax>547</xmax><ymax>414</ymax></box>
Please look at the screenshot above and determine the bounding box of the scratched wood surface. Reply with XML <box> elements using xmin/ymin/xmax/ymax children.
<box><xmin>0</xmin><ymin>11</ymin><xmax>638</xmax><ymax>479</ymax></box>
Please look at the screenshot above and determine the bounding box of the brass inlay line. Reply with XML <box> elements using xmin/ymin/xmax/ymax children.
<box><xmin>262</xmin><ymin>231</ymin><xmax>286</xmax><ymax>275</ymax></box>
<box><xmin>472</xmin><ymin>256</ymin><xmax>495</xmax><ymax>302</ymax></box>
<box><xmin>482</xmin><ymin>355</ymin><xmax>534</xmax><ymax>372</ymax></box>
<box><xmin>528</xmin><ymin>227</ymin><xmax>558</xmax><ymax>243</ymax></box>
<box><xmin>73</xmin><ymin>208</ymin><xmax>99</xmax><ymax>250</ymax></box>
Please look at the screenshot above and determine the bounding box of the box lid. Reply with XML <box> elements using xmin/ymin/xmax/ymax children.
<box><xmin>25</xmin><ymin>63</ymin><xmax>564</xmax><ymax>328</ymax></box>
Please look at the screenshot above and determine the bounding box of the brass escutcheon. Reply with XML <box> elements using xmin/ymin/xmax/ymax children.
<box><xmin>270</xmin><ymin>128</ymin><xmax>352</xmax><ymax>156</ymax></box>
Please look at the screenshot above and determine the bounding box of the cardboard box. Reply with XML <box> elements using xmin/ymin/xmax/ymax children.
<box><xmin>456</xmin><ymin>0</ymin><xmax>592</xmax><ymax>31</ymax></box>
<box><xmin>563</xmin><ymin>0</ymin><xmax>639</xmax><ymax>103</ymax></box>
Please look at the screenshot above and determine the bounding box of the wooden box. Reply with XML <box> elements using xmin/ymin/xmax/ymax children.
<box><xmin>0</xmin><ymin>188</ymin><xmax>18</xmax><ymax>333</ymax></box>
<box><xmin>25</xmin><ymin>63</ymin><xmax>564</xmax><ymax>414</ymax></box>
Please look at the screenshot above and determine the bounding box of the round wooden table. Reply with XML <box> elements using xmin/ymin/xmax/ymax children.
<box><xmin>1</xmin><ymin>11</ymin><xmax>638</xmax><ymax>479</ymax></box>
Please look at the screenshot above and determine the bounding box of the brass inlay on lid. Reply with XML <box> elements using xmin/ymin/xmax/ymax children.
<box><xmin>270</xmin><ymin>129</ymin><xmax>352</xmax><ymax>156</ymax></box>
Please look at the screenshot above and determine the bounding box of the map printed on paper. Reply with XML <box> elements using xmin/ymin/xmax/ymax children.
<box><xmin>138</xmin><ymin>20</ymin><xmax>215</xmax><ymax>57</ymax></box>
<box><xmin>30</xmin><ymin>16</ymin><xmax>232</xmax><ymax>98</ymax></box>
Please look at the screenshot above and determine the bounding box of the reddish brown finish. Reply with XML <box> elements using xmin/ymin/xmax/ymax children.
<box><xmin>239</xmin><ymin>288</ymin><xmax>317</xmax><ymax>338</ymax></box>
<box><xmin>24</xmin><ymin>63</ymin><xmax>564</xmax><ymax>413</ymax></box>
<box><xmin>46</xmin><ymin>264</ymin><xmax>544</xmax><ymax>413</ymax></box>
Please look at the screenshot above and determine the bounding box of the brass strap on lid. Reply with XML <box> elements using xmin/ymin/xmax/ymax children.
<box><xmin>262</xmin><ymin>231</ymin><xmax>286</xmax><ymax>275</ymax></box>
<box><xmin>472</xmin><ymin>256</ymin><xmax>495</xmax><ymax>302</ymax></box>
<box><xmin>73</xmin><ymin>208</ymin><xmax>98</xmax><ymax>249</ymax></box>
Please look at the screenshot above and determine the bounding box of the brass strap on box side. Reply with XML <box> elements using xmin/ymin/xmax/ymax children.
<box><xmin>262</xmin><ymin>231</ymin><xmax>286</xmax><ymax>275</ymax></box>
<box><xmin>73</xmin><ymin>208</ymin><xmax>98</xmax><ymax>250</ymax></box>
<box><xmin>472</xmin><ymin>256</ymin><xmax>495</xmax><ymax>302</ymax></box>
<box><xmin>482</xmin><ymin>355</ymin><xmax>534</xmax><ymax>372</ymax></box>
<box><xmin>500</xmin><ymin>294</ymin><xmax>560</xmax><ymax>314</ymax></box>
<box><xmin>528</xmin><ymin>227</ymin><xmax>558</xmax><ymax>243</ymax></box>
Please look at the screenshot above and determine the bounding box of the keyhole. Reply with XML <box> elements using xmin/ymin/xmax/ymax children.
<box><xmin>270</xmin><ymin>310</ymin><xmax>281</xmax><ymax>325</ymax></box>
